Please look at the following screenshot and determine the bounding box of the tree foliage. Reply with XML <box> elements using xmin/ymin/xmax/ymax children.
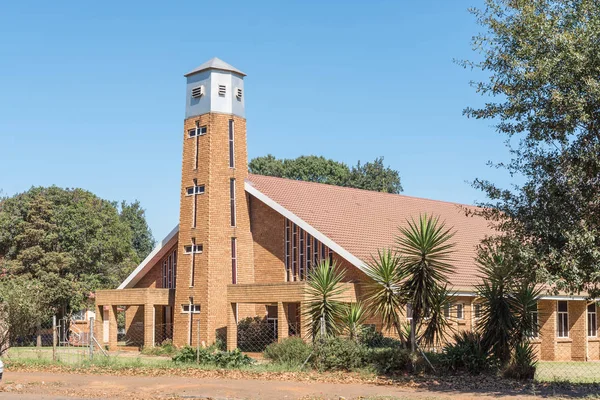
<box><xmin>0</xmin><ymin>186</ymin><xmax>154</xmax><ymax>316</ymax></box>
<box><xmin>304</xmin><ymin>260</ymin><xmax>347</xmax><ymax>339</ymax></box>
<box><xmin>464</xmin><ymin>0</ymin><xmax>600</xmax><ymax>296</ymax></box>
<box><xmin>119</xmin><ymin>200</ymin><xmax>155</xmax><ymax>263</ymax></box>
<box><xmin>249</xmin><ymin>154</ymin><xmax>403</xmax><ymax>194</ymax></box>
<box><xmin>475</xmin><ymin>245</ymin><xmax>541</xmax><ymax>366</ymax></box>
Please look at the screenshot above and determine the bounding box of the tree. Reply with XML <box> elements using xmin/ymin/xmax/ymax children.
<box><xmin>397</xmin><ymin>214</ymin><xmax>456</xmax><ymax>352</ymax></box>
<box><xmin>348</xmin><ymin>157</ymin><xmax>403</xmax><ymax>194</ymax></box>
<box><xmin>0</xmin><ymin>186</ymin><xmax>151</xmax><ymax>317</ymax></box>
<box><xmin>120</xmin><ymin>200</ymin><xmax>155</xmax><ymax>263</ymax></box>
<box><xmin>340</xmin><ymin>302</ymin><xmax>367</xmax><ymax>341</ymax></box>
<box><xmin>363</xmin><ymin>249</ymin><xmax>407</xmax><ymax>344</ymax></box>
<box><xmin>249</xmin><ymin>154</ymin><xmax>403</xmax><ymax>194</ymax></box>
<box><xmin>475</xmin><ymin>244</ymin><xmax>541</xmax><ymax>366</ymax></box>
<box><xmin>0</xmin><ymin>276</ymin><xmax>50</xmax><ymax>355</ymax></box>
<box><xmin>463</xmin><ymin>0</ymin><xmax>600</xmax><ymax>296</ymax></box>
<box><xmin>304</xmin><ymin>260</ymin><xmax>347</xmax><ymax>339</ymax></box>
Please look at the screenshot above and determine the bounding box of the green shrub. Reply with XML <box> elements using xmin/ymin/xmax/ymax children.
<box><xmin>311</xmin><ymin>336</ymin><xmax>367</xmax><ymax>371</ymax></box>
<box><xmin>172</xmin><ymin>346</ymin><xmax>253</xmax><ymax>368</ymax></box>
<box><xmin>503</xmin><ymin>342</ymin><xmax>536</xmax><ymax>380</ymax></box>
<box><xmin>141</xmin><ymin>339</ymin><xmax>177</xmax><ymax>356</ymax></box>
<box><xmin>264</xmin><ymin>337</ymin><xmax>312</xmax><ymax>367</ymax></box>
<box><xmin>237</xmin><ymin>316</ymin><xmax>276</xmax><ymax>352</ymax></box>
<box><xmin>439</xmin><ymin>331</ymin><xmax>497</xmax><ymax>374</ymax></box>
<box><xmin>358</xmin><ymin>328</ymin><xmax>404</xmax><ymax>349</ymax></box>
<box><xmin>366</xmin><ymin>347</ymin><xmax>412</xmax><ymax>374</ymax></box>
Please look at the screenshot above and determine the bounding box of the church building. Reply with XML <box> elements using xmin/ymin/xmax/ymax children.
<box><xmin>95</xmin><ymin>58</ymin><xmax>599</xmax><ymax>362</ymax></box>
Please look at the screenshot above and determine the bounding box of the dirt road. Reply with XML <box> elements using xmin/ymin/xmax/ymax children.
<box><xmin>0</xmin><ymin>371</ymin><xmax>553</xmax><ymax>399</ymax></box>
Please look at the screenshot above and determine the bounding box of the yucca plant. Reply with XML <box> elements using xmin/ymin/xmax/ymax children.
<box><xmin>363</xmin><ymin>249</ymin><xmax>407</xmax><ymax>344</ymax></box>
<box><xmin>397</xmin><ymin>213</ymin><xmax>456</xmax><ymax>352</ymax></box>
<box><xmin>476</xmin><ymin>248</ymin><xmax>516</xmax><ymax>366</ymax></box>
<box><xmin>340</xmin><ymin>302</ymin><xmax>367</xmax><ymax>340</ymax></box>
<box><xmin>512</xmin><ymin>282</ymin><xmax>542</xmax><ymax>344</ymax></box>
<box><xmin>419</xmin><ymin>284</ymin><xmax>454</xmax><ymax>349</ymax></box>
<box><xmin>304</xmin><ymin>260</ymin><xmax>346</xmax><ymax>339</ymax></box>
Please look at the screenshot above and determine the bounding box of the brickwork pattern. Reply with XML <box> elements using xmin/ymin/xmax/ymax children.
<box><xmin>174</xmin><ymin>113</ymin><xmax>254</xmax><ymax>347</ymax></box>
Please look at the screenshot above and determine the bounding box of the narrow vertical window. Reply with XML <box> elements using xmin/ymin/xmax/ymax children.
<box><xmin>588</xmin><ymin>303</ymin><xmax>597</xmax><ymax>337</ymax></box>
<box><xmin>313</xmin><ymin>236</ymin><xmax>318</xmax><ymax>266</ymax></box>
<box><xmin>529</xmin><ymin>302</ymin><xmax>538</xmax><ymax>338</ymax></box>
<box><xmin>299</xmin><ymin>228</ymin><xmax>305</xmax><ymax>280</ymax></box>
<box><xmin>285</xmin><ymin>219</ymin><xmax>291</xmax><ymax>281</ymax></box>
<box><xmin>194</xmin><ymin>122</ymin><xmax>199</xmax><ymax>170</ymax></box>
<box><xmin>228</xmin><ymin>119</ymin><xmax>235</xmax><ymax>168</ymax></box>
<box><xmin>306</xmin><ymin>232</ymin><xmax>312</xmax><ymax>277</ymax></box>
<box><xmin>189</xmin><ymin>239</ymin><xmax>196</xmax><ymax>288</ymax></box>
<box><xmin>230</xmin><ymin>178</ymin><xmax>236</xmax><ymax>227</ymax></box>
<box><xmin>162</xmin><ymin>260</ymin><xmax>167</xmax><ymax>288</ymax></box>
<box><xmin>231</xmin><ymin>238</ymin><xmax>237</xmax><ymax>284</ymax></box>
<box><xmin>557</xmin><ymin>301</ymin><xmax>569</xmax><ymax>338</ymax></box>
<box><xmin>172</xmin><ymin>250</ymin><xmax>177</xmax><ymax>289</ymax></box>
<box><xmin>456</xmin><ymin>303</ymin><xmax>464</xmax><ymax>319</ymax></box>
<box><xmin>473</xmin><ymin>303</ymin><xmax>482</xmax><ymax>319</ymax></box>
<box><xmin>292</xmin><ymin>223</ymin><xmax>298</xmax><ymax>281</ymax></box>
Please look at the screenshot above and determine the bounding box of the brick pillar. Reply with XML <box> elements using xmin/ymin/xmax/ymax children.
<box><xmin>108</xmin><ymin>305</ymin><xmax>118</xmax><ymax>351</ymax></box>
<box><xmin>227</xmin><ymin>303</ymin><xmax>238</xmax><ymax>351</ymax></box>
<box><xmin>277</xmin><ymin>302</ymin><xmax>289</xmax><ymax>342</ymax></box>
<box><xmin>95</xmin><ymin>304</ymin><xmax>104</xmax><ymax>345</ymax></box>
<box><xmin>538</xmin><ymin>300</ymin><xmax>556</xmax><ymax>361</ymax></box>
<box><xmin>570</xmin><ymin>300</ymin><xmax>586</xmax><ymax>361</ymax></box>
<box><xmin>299</xmin><ymin>302</ymin><xmax>311</xmax><ymax>342</ymax></box>
<box><xmin>144</xmin><ymin>304</ymin><xmax>155</xmax><ymax>348</ymax></box>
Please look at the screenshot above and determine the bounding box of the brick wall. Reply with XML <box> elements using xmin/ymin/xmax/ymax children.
<box><xmin>136</xmin><ymin>243</ymin><xmax>178</xmax><ymax>289</ymax></box>
<box><xmin>174</xmin><ymin>113</ymin><xmax>254</xmax><ymax>347</ymax></box>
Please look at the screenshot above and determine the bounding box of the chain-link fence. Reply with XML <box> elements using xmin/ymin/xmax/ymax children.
<box><xmin>6</xmin><ymin>315</ymin><xmax>107</xmax><ymax>364</ymax></box>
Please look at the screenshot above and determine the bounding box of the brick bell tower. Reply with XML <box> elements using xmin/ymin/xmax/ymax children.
<box><xmin>173</xmin><ymin>58</ymin><xmax>254</xmax><ymax>347</ymax></box>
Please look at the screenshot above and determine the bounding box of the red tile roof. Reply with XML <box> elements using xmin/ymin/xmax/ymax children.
<box><xmin>247</xmin><ymin>174</ymin><xmax>496</xmax><ymax>291</ymax></box>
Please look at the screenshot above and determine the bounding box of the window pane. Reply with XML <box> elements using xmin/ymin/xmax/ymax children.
<box><xmin>558</xmin><ymin>301</ymin><xmax>568</xmax><ymax>312</ymax></box>
<box><xmin>230</xmin><ymin>179</ymin><xmax>236</xmax><ymax>227</ymax></box>
<box><xmin>228</xmin><ymin>119</ymin><xmax>235</xmax><ymax>168</ymax></box>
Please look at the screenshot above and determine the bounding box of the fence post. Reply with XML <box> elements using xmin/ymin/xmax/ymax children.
<box><xmin>52</xmin><ymin>315</ymin><xmax>57</xmax><ymax>362</ymax></box>
<box><xmin>196</xmin><ymin>319</ymin><xmax>200</xmax><ymax>364</ymax></box>
<box><xmin>36</xmin><ymin>322</ymin><xmax>42</xmax><ymax>349</ymax></box>
<box><xmin>89</xmin><ymin>317</ymin><xmax>94</xmax><ymax>360</ymax></box>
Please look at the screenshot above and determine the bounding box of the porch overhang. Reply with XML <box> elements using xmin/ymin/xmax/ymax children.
<box><xmin>227</xmin><ymin>282</ymin><xmax>360</xmax><ymax>303</ymax></box>
<box><xmin>95</xmin><ymin>288</ymin><xmax>175</xmax><ymax>306</ymax></box>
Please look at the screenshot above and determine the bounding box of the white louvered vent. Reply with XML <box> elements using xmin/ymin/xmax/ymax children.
<box><xmin>191</xmin><ymin>85</ymin><xmax>204</xmax><ymax>98</ymax></box>
<box><xmin>218</xmin><ymin>85</ymin><xmax>226</xmax><ymax>96</ymax></box>
<box><xmin>235</xmin><ymin>87</ymin><xmax>243</xmax><ymax>100</ymax></box>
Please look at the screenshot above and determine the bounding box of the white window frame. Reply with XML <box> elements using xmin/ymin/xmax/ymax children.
<box><xmin>181</xmin><ymin>304</ymin><xmax>200</xmax><ymax>314</ymax></box>
<box><xmin>588</xmin><ymin>303</ymin><xmax>597</xmax><ymax>338</ymax></box>
<box><xmin>231</xmin><ymin>237</ymin><xmax>237</xmax><ymax>284</ymax></box>
<box><xmin>187</xmin><ymin>125</ymin><xmax>207</xmax><ymax>138</ymax></box>
<box><xmin>186</xmin><ymin>185</ymin><xmax>205</xmax><ymax>196</ymax></box>
<box><xmin>557</xmin><ymin>300</ymin><xmax>569</xmax><ymax>338</ymax></box>
<box><xmin>228</xmin><ymin>119</ymin><xmax>235</xmax><ymax>168</ymax></box>
<box><xmin>473</xmin><ymin>303</ymin><xmax>482</xmax><ymax>320</ymax></box>
<box><xmin>456</xmin><ymin>303</ymin><xmax>464</xmax><ymax>320</ymax></box>
<box><xmin>184</xmin><ymin>244</ymin><xmax>203</xmax><ymax>254</ymax></box>
<box><xmin>230</xmin><ymin>178</ymin><xmax>236</xmax><ymax>227</ymax></box>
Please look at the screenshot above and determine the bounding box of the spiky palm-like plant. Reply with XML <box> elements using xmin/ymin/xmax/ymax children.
<box><xmin>340</xmin><ymin>302</ymin><xmax>367</xmax><ymax>340</ymax></box>
<box><xmin>304</xmin><ymin>260</ymin><xmax>347</xmax><ymax>339</ymax></box>
<box><xmin>397</xmin><ymin>213</ymin><xmax>456</xmax><ymax>351</ymax></box>
<box><xmin>419</xmin><ymin>284</ymin><xmax>454</xmax><ymax>349</ymax></box>
<box><xmin>476</xmin><ymin>249</ymin><xmax>516</xmax><ymax>366</ymax></box>
<box><xmin>363</xmin><ymin>249</ymin><xmax>407</xmax><ymax>344</ymax></box>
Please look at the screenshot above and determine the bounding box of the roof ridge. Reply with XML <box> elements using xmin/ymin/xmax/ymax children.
<box><xmin>247</xmin><ymin>173</ymin><xmax>485</xmax><ymax>210</ymax></box>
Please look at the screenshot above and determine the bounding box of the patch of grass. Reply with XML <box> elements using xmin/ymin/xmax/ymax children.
<box><xmin>536</xmin><ymin>361</ymin><xmax>600</xmax><ymax>384</ymax></box>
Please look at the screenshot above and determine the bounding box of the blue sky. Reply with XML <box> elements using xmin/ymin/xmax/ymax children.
<box><xmin>0</xmin><ymin>0</ymin><xmax>511</xmax><ymax>241</ymax></box>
